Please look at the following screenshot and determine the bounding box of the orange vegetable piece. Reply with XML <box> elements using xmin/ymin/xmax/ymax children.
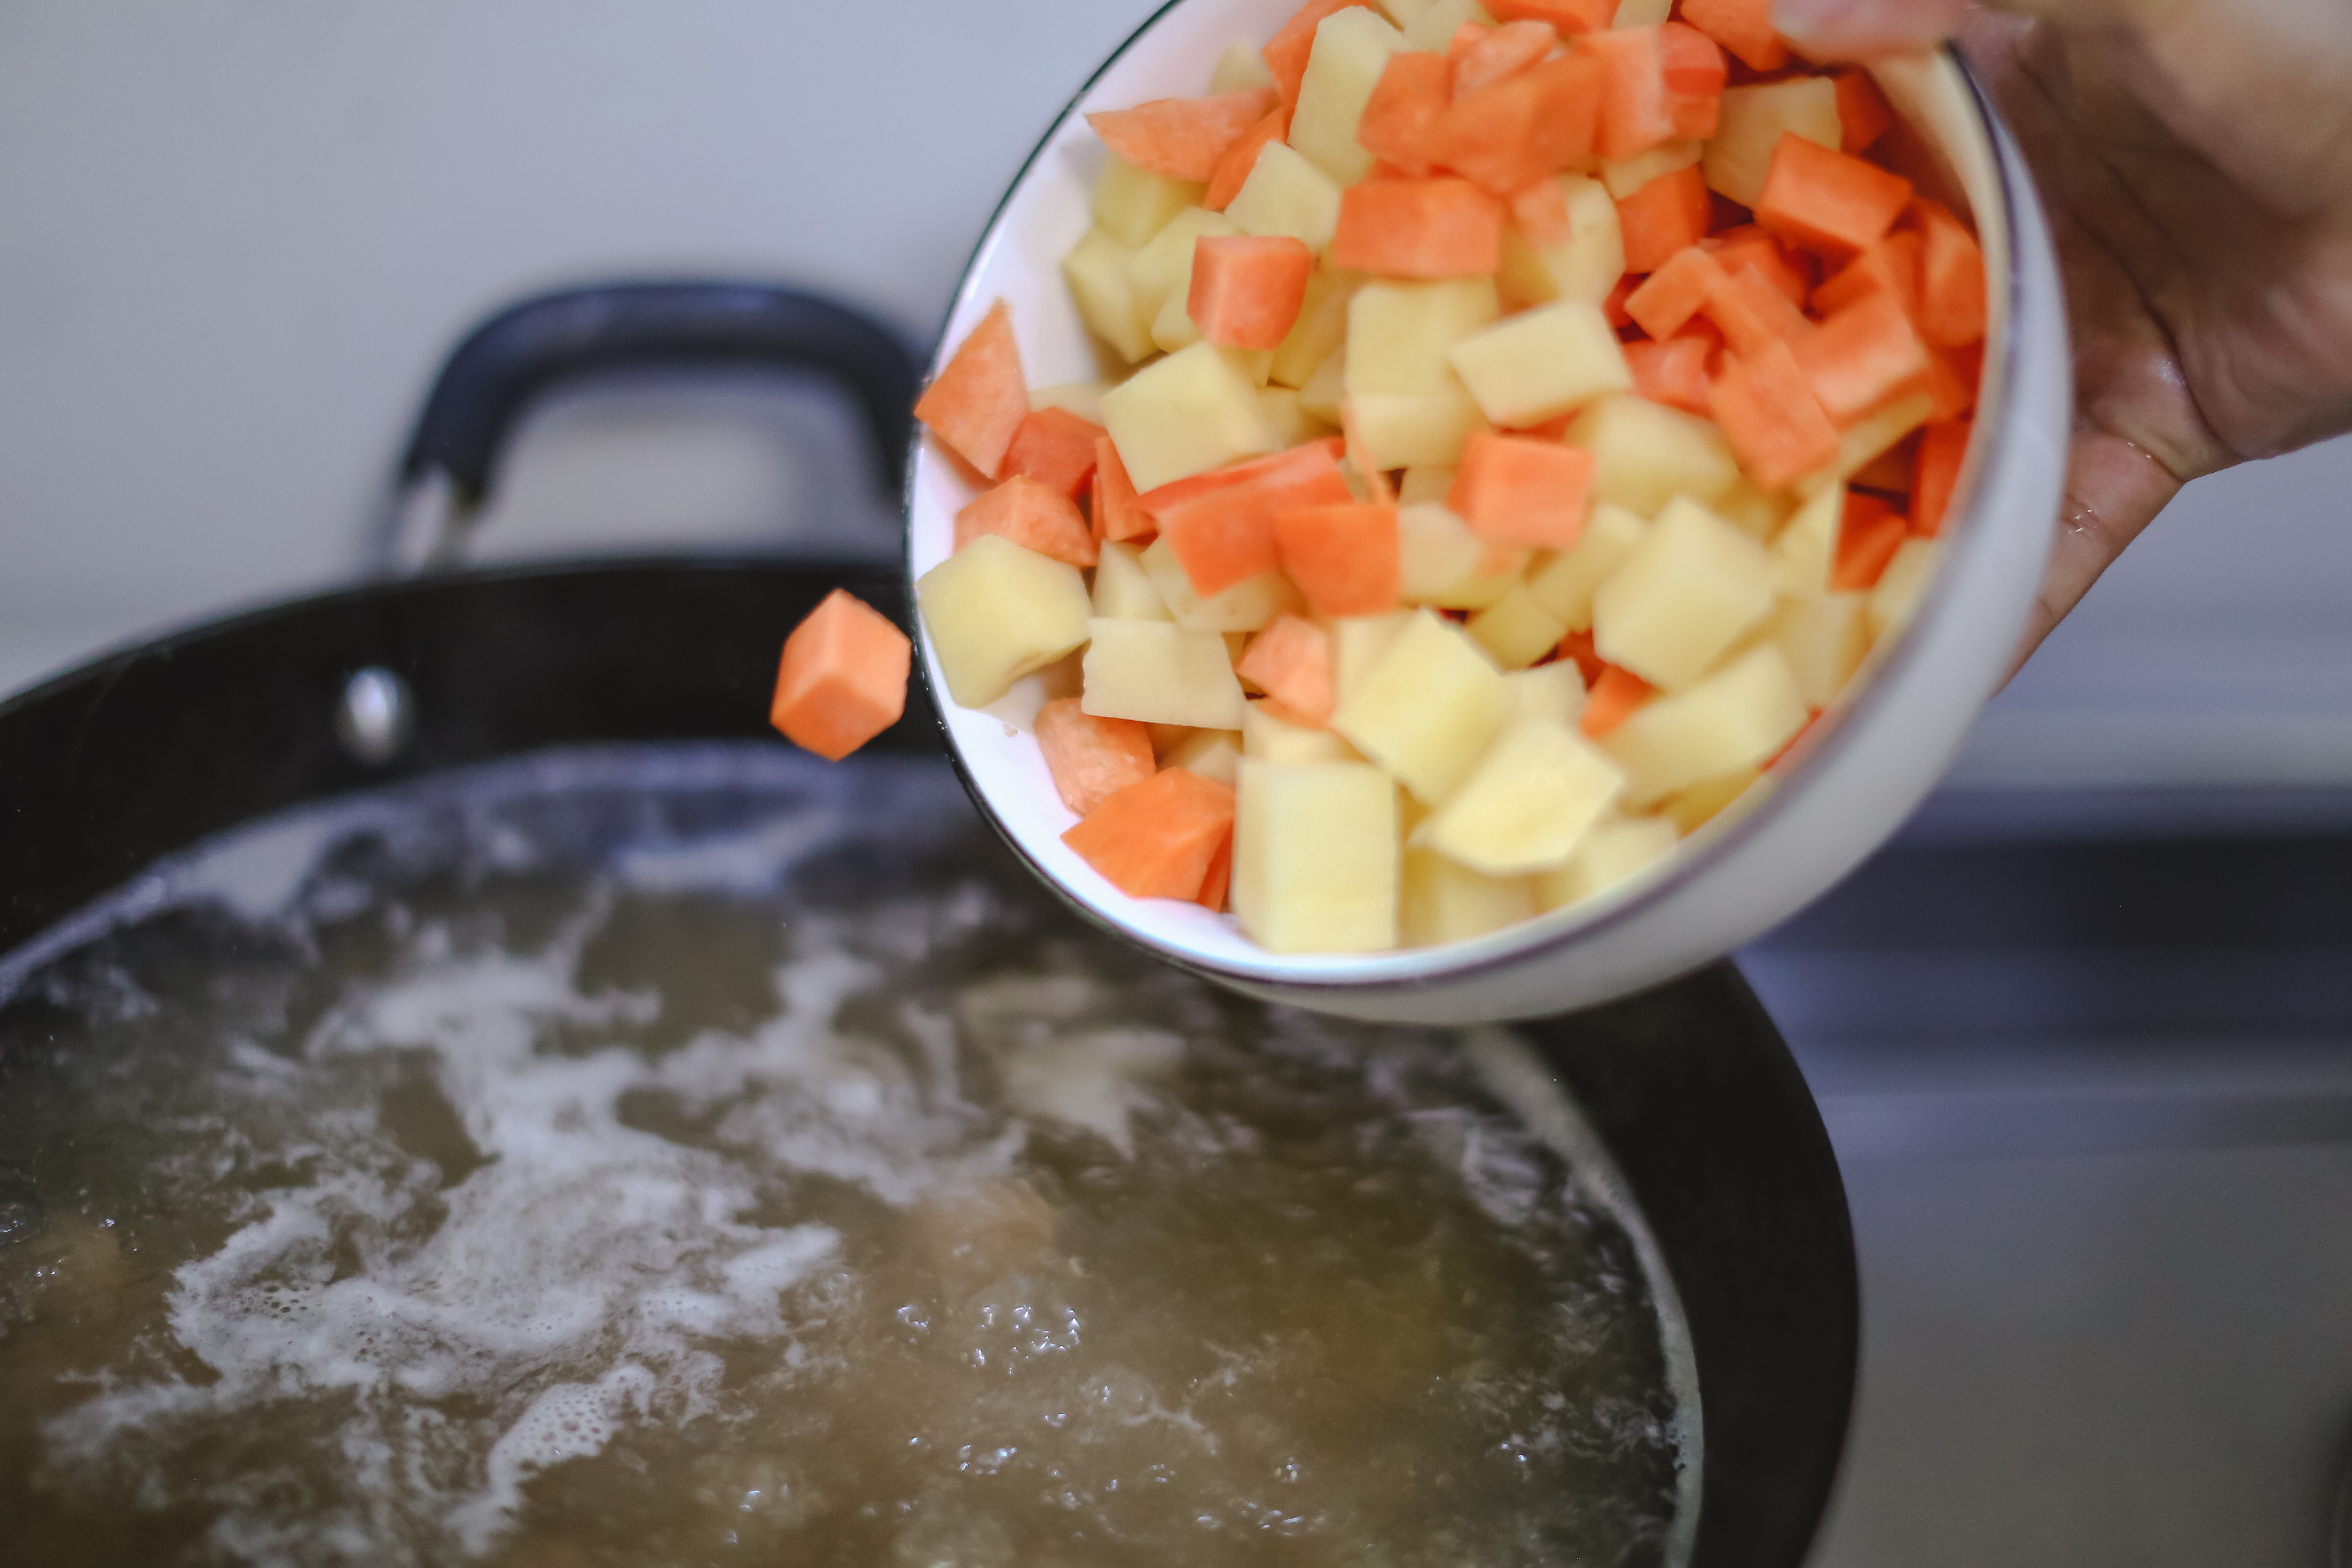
<box><xmin>1237</xmin><ymin>616</ymin><xmax>1337</xmax><ymax>725</ymax></box>
<box><xmin>1275</xmin><ymin>502</ymin><xmax>1402</xmax><ymax>617</ymax></box>
<box><xmin>1913</xmin><ymin>199</ymin><xmax>1989</xmax><ymax>347</ymax></box>
<box><xmin>1625</xmin><ymin>336</ymin><xmax>1714</xmax><ymax>416</ymax></box>
<box><xmin>1508</xmin><ymin>176</ymin><xmax>1574</xmax><ymax>248</ymax></box>
<box><xmin>1676</xmin><ymin>0</ymin><xmax>1789</xmax><ymax>72</ymax></box>
<box><xmin>1001</xmin><ymin>407</ymin><xmax>1106</xmax><ymax>499</ymax></box>
<box><xmin>1431</xmin><ymin>53</ymin><xmax>1605</xmax><ymax>197</ymax></box>
<box><xmin>1603</xmin><ymin>272</ymin><xmax>1639</xmax><ymax>330</ymax></box>
<box><xmin>769</xmin><ymin>588</ymin><xmax>912</xmax><ymax>763</ymax></box>
<box><xmin>1151</xmin><ymin>440</ymin><xmax>1354</xmax><ymax>597</ymax></box>
<box><xmin>1831</xmin><ymin>491</ymin><xmax>1908</xmax><ymax>591</ymax></box>
<box><xmin>914</xmin><ymin>299</ymin><xmax>1027</xmax><ymax>480</ymax></box>
<box><xmin>1755</xmin><ymin>135</ymin><xmax>1914</xmax><ymax>257</ymax></box>
<box><xmin>1556</xmin><ymin>630</ymin><xmax>1605</xmax><ymax>685</ymax></box>
<box><xmin>1330</xmin><ymin>178</ymin><xmax>1506</xmax><ymax>278</ymax></box>
<box><xmin>1579</xmin><ymin>665</ymin><xmax>1655</xmax><ymax>738</ymax></box>
<box><xmin>1206</xmin><ymin>107</ymin><xmax>1289</xmax><ymax>211</ymax></box>
<box><xmin>1452</xmin><ymin>19</ymin><xmax>1554</xmax><ymax>100</ymax></box>
<box><xmin>1911</xmin><ymin>420</ymin><xmax>1971</xmax><ymax>537</ymax></box>
<box><xmin>1703</xmin><ymin>263</ymin><xmax>1813</xmax><ymax>358</ymax></box>
<box><xmin>1837</xmin><ymin>69</ymin><xmax>1896</xmax><ymax>154</ymax></box>
<box><xmin>1813</xmin><ymin>230</ymin><xmax>1922</xmax><ymax>323</ymax></box>
<box><xmin>1702</xmin><ymin>225</ymin><xmax>1812</xmax><ymax>306</ymax></box>
<box><xmin>1624</xmin><ymin>244</ymin><xmax>1729</xmax><ymax>340</ymax></box>
<box><xmin>1263</xmin><ymin>0</ymin><xmax>1372</xmax><ymax>110</ymax></box>
<box><xmin>1357</xmin><ymin>52</ymin><xmax>1452</xmax><ymax>180</ymax></box>
<box><xmin>1485</xmin><ymin>0</ymin><xmax>1614</xmax><ymax>33</ymax></box>
<box><xmin>1189</xmin><ymin>235</ymin><xmax>1316</xmax><ymax>349</ymax></box>
<box><xmin>956</xmin><ymin>475</ymin><xmax>1100</xmax><ymax>567</ymax></box>
<box><xmin>1092</xmin><ymin>436</ymin><xmax>1153</xmax><ymax>543</ymax></box>
<box><xmin>1658</xmin><ymin>22</ymin><xmax>1727</xmax><ymax>141</ymax></box>
<box><xmin>1926</xmin><ymin>342</ymin><xmax>1982</xmax><ymax>423</ymax></box>
<box><xmin>1035</xmin><ymin>698</ymin><xmax>1157</xmax><ymax>816</ymax></box>
<box><xmin>1063</xmin><ymin>768</ymin><xmax>1238</xmax><ymax>902</ymax></box>
<box><xmin>1449</xmin><ymin>431</ymin><xmax>1594</xmax><ymax>550</ymax></box>
<box><xmin>1792</xmin><ymin>289</ymin><xmax>1930</xmax><ymax>426</ymax></box>
<box><xmin>1086</xmin><ymin>90</ymin><xmax>1278</xmax><ymax>182</ymax></box>
<box><xmin>1195</xmin><ymin>831</ymin><xmax>1234</xmax><ymax>913</ymax></box>
<box><xmin>1140</xmin><ymin>436</ymin><xmax>1346</xmax><ymax>518</ymax></box>
<box><xmin>1708</xmin><ymin>340</ymin><xmax>1841</xmax><ymax>492</ymax></box>
<box><xmin>1615</xmin><ymin>163</ymin><xmax>1712</xmax><ymax>275</ymax></box>
<box><xmin>1584</xmin><ymin>25</ymin><xmax>1720</xmax><ymax>161</ymax></box>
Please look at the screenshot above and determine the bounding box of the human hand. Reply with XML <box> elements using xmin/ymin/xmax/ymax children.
<box><xmin>1774</xmin><ymin>0</ymin><xmax>2352</xmax><ymax>674</ymax></box>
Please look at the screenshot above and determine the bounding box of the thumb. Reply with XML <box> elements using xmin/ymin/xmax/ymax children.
<box><xmin>1772</xmin><ymin>0</ymin><xmax>1979</xmax><ymax>56</ymax></box>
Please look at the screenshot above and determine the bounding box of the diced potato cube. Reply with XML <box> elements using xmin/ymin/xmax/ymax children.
<box><xmin>1419</xmin><ymin>717</ymin><xmax>1626</xmax><ymax>875</ymax></box>
<box><xmin>1396</xmin><ymin>466</ymin><xmax>1456</xmax><ymax>504</ymax></box>
<box><xmin>1600</xmin><ymin>139</ymin><xmax>1703</xmax><ymax>199</ymax></box>
<box><xmin>1714</xmin><ymin>475</ymin><xmax>1795</xmax><ymax>540</ymax></box>
<box><xmin>1127</xmin><ymin>206</ymin><xmax>1242</xmax><ymax>322</ymax></box>
<box><xmin>1498</xmin><ymin>173</ymin><xmax>1626</xmax><ymax>307</ymax></box>
<box><xmin>1332</xmin><ymin>608</ymin><xmax>1512</xmax><ymax>804</ymax></box>
<box><xmin>1234</xmin><ymin>759</ymin><xmax>1401</xmax><ymax>953</ymax></box>
<box><xmin>1298</xmin><ymin>347</ymin><xmax>1346</xmax><ymax>423</ymax></box>
<box><xmin>1375</xmin><ymin>0</ymin><xmax>1439</xmax><ymax>26</ymax></box>
<box><xmin>1349</xmin><ymin>378</ymin><xmax>1490</xmax><ymax>469</ymax></box>
<box><xmin>1210</xmin><ymin>37</ymin><xmax>1276</xmax><ymax>94</ymax></box>
<box><xmin>1401</xmin><ymin>847</ymin><xmax>1534</xmax><ymax>946</ymax></box>
<box><xmin>1164</xmin><ymin>726</ymin><xmax>1244</xmax><ymax>784</ymax></box>
<box><xmin>1534</xmin><ymin>815</ymin><xmax>1678</xmax><ymax>910</ymax></box>
<box><xmin>1227</xmin><ymin>141</ymin><xmax>1347</xmax><ymax>254</ymax></box>
<box><xmin>1401</xmin><ymin>0</ymin><xmax>1486</xmax><ymax>50</ymax></box>
<box><xmin>1258</xmin><ymin>385</ymin><xmax>1330</xmax><ymax>446</ymax></box>
<box><xmin>1663</xmin><ymin>766</ymin><xmax>1764</xmax><ymax>834</ymax></box>
<box><xmin>1592</xmin><ymin>496</ymin><xmax>1776</xmax><ymax>691</ymax></box>
<box><xmin>1795</xmin><ymin>391</ymin><xmax>1935</xmax><ymax>497</ymax></box>
<box><xmin>1092</xmin><ymin>540</ymin><xmax>1173</xmax><ymax>622</ymax></box>
<box><xmin>1771</xmin><ymin>483</ymin><xmax>1842</xmax><ymax>597</ymax></box>
<box><xmin>1031</xmin><ymin>381</ymin><xmax>1109</xmax><ymax>423</ymax></box>
<box><xmin>1771</xmin><ymin>591</ymin><xmax>1868</xmax><ymax>707</ymax></box>
<box><xmin>1093</xmin><ymin>155</ymin><xmax>1207</xmax><ymax>249</ymax></box>
<box><xmin>1142</xmin><ymin>534</ymin><xmax>1306</xmax><ymax>631</ymax></box>
<box><xmin>1704</xmin><ymin>79</ymin><xmax>1841</xmax><ymax>209</ymax></box>
<box><xmin>1568</xmin><ymin>396</ymin><xmax>1742</xmax><ymax>518</ymax></box>
<box><xmin>1289</xmin><ymin>7</ymin><xmax>1408</xmax><ymax>185</ymax></box>
<box><xmin>1329</xmin><ymin>611</ymin><xmax>1415</xmax><ymax>708</ymax></box>
<box><xmin>1397</xmin><ymin>502</ymin><xmax>1527</xmax><ymax>609</ymax></box>
<box><xmin>1271</xmin><ymin>268</ymin><xmax>1362</xmax><ymax>389</ymax></box>
<box><xmin>1868</xmin><ymin>537</ymin><xmax>1939</xmax><ymax>640</ymax></box>
<box><xmin>1504</xmin><ymin>662</ymin><xmax>1586</xmax><ymax>729</ymax></box>
<box><xmin>1102</xmin><ymin>342</ymin><xmax>1283</xmax><ymax>493</ymax></box>
<box><xmin>1243</xmin><ymin>699</ymin><xmax>1360</xmax><ymax>762</ymax></box>
<box><xmin>1467</xmin><ymin>584</ymin><xmax>1570</xmax><ymax>671</ymax></box>
<box><xmin>1602</xmin><ymin>643</ymin><xmax>1809</xmax><ymax>807</ymax></box>
<box><xmin>1062</xmin><ymin>228</ymin><xmax>1155</xmax><ymax>365</ymax></box>
<box><xmin>1081</xmin><ymin>618</ymin><xmax>1248</xmax><ymax>730</ymax></box>
<box><xmin>1448</xmin><ymin>300</ymin><xmax>1633</xmax><ymax>428</ymax></box>
<box><xmin>1525</xmin><ymin>501</ymin><xmax>1646</xmax><ymax>631</ymax></box>
<box><xmin>1347</xmin><ymin>278</ymin><xmax>1500</xmax><ymax>395</ymax></box>
<box><xmin>916</xmin><ymin>534</ymin><xmax>1095</xmax><ymax>708</ymax></box>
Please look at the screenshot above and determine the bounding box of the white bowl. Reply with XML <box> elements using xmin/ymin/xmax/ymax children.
<box><xmin>906</xmin><ymin>0</ymin><xmax>2069</xmax><ymax>1025</ymax></box>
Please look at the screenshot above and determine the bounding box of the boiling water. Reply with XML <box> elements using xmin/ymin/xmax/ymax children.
<box><xmin>0</xmin><ymin>746</ymin><xmax>1694</xmax><ymax>1566</ymax></box>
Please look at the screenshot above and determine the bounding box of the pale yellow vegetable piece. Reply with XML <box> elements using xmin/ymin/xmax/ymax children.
<box><xmin>1210</xmin><ymin>38</ymin><xmax>1276</xmax><ymax>94</ymax></box>
<box><xmin>1081</xmin><ymin>618</ymin><xmax>1249</xmax><ymax>731</ymax></box>
<box><xmin>1243</xmin><ymin>699</ymin><xmax>1360</xmax><ymax>763</ymax></box>
<box><xmin>1396</xmin><ymin>466</ymin><xmax>1456</xmax><ymax>505</ymax></box>
<box><xmin>1449</xmin><ymin>300</ymin><xmax>1632</xmax><ymax>428</ymax></box>
<box><xmin>1401</xmin><ymin>848</ymin><xmax>1535</xmax><ymax>946</ymax></box>
<box><xmin>1498</xmin><ymin>174</ymin><xmax>1625</xmax><ymax>306</ymax></box>
<box><xmin>1234</xmin><ymin>759</ymin><xmax>1402</xmax><ymax>953</ymax></box>
<box><xmin>1771</xmin><ymin>591</ymin><xmax>1869</xmax><ymax>707</ymax></box>
<box><xmin>1534</xmin><ymin>815</ymin><xmax>1678</xmax><ymax>910</ymax></box>
<box><xmin>1289</xmin><ymin>7</ymin><xmax>1408</xmax><ymax>185</ymax></box>
<box><xmin>1467</xmin><ymin>584</ymin><xmax>1571</xmax><ymax>671</ymax></box>
<box><xmin>1031</xmin><ymin>380</ymin><xmax>1109</xmax><ymax>423</ymax></box>
<box><xmin>1093</xmin><ymin>155</ymin><xmax>1206</xmax><ymax>249</ymax></box>
<box><xmin>1568</xmin><ymin>395</ymin><xmax>1742</xmax><ymax>518</ymax></box>
<box><xmin>1092</xmin><ymin>540</ymin><xmax>1173</xmax><ymax>622</ymax></box>
<box><xmin>1592</xmin><ymin>496</ymin><xmax>1776</xmax><ymax>692</ymax></box>
<box><xmin>1502</xmin><ymin>661</ymin><xmax>1587</xmax><ymax>728</ymax></box>
<box><xmin>1419</xmin><ymin>717</ymin><xmax>1626</xmax><ymax>876</ymax></box>
<box><xmin>1770</xmin><ymin>482</ymin><xmax>1843</xmax><ymax>597</ymax></box>
<box><xmin>1328</xmin><ymin>611</ymin><xmax>1415</xmax><ymax>708</ymax></box>
<box><xmin>1376</xmin><ymin>0</ymin><xmax>1441</xmax><ymax>26</ymax></box>
<box><xmin>1602</xmin><ymin>643</ymin><xmax>1809</xmax><ymax>807</ymax></box>
<box><xmin>1868</xmin><ymin>537</ymin><xmax>1940</xmax><ymax>640</ymax></box>
<box><xmin>916</xmin><ymin>535</ymin><xmax>1094</xmax><ymax>709</ymax></box>
<box><xmin>1127</xmin><ymin>206</ymin><xmax>1241</xmax><ymax>323</ymax></box>
<box><xmin>1348</xmin><ymin>377</ymin><xmax>1491</xmax><ymax>469</ymax></box>
<box><xmin>1714</xmin><ymin>475</ymin><xmax>1795</xmax><ymax>540</ymax></box>
<box><xmin>1226</xmin><ymin>141</ymin><xmax>1347</xmax><ymax>254</ymax></box>
<box><xmin>1401</xmin><ymin>0</ymin><xmax>1490</xmax><ymax>51</ymax></box>
<box><xmin>1704</xmin><ymin>79</ymin><xmax>1841</xmax><ymax>209</ymax></box>
<box><xmin>1663</xmin><ymin>767</ymin><xmax>1763</xmax><ymax>833</ymax></box>
<box><xmin>1297</xmin><ymin>347</ymin><xmax>1347</xmax><ymax>424</ymax></box>
<box><xmin>1258</xmin><ymin>385</ymin><xmax>1332</xmax><ymax>447</ymax></box>
<box><xmin>1600</xmin><ymin>139</ymin><xmax>1702</xmax><ymax>200</ymax></box>
<box><xmin>1142</xmin><ymin>535</ymin><xmax>1306</xmax><ymax>632</ymax></box>
<box><xmin>1347</xmin><ymin>278</ymin><xmax>1500</xmax><ymax>395</ymax></box>
<box><xmin>1164</xmin><ymin>727</ymin><xmax>1244</xmax><ymax>784</ymax></box>
<box><xmin>1397</xmin><ymin>502</ymin><xmax>1528</xmax><ymax>609</ymax></box>
<box><xmin>1271</xmin><ymin>269</ymin><xmax>1361</xmax><ymax>388</ymax></box>
<box><xmin>1795</xmin><ymin>391</ymin><xmax>1935</xmax><ymax>498</ymax></box>
<box><xmin>1062</xmin><ymin>228</ymin><xmax>1155</xmax><ymax>365</ymax></box>
<box><xmin>1611</xmin><ymin>0</ymin><xmax>1673</xmax><ymax>24</ymax></box>
<box><xmin>1102</xmin><ymin>342</ymin><xmax>1283</xmax><ymax>493</ymax></box>
<box><xmin>1525</xmin><ymin>501</ymin><xmax>1647</xmax><ymax>631</ymax></box>
<box><xmin>1333</xmin><ymin>608</ymin><xmax>1512</xmax><ymax>805</ymax></box>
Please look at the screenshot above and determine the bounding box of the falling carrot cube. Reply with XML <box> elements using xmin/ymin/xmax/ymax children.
<box><xmin>1062</xmin><ymin>767</ymin><xmax>1239</xmax><ymax>901</ymax></box>
<box><xmin>1035</xmin><ymin>697</ymin><xmax>1158</xmax><ymax>815</ymax></box>
<box><xmin>914</xmin><ymin>299</ymin><xmax>1028</xmax><ymax>479</ymax></box>
<box><xmin>1236</xmin><ymin>615</ymin><xmax>1337</xmax><ymax>725</ymax></box>
<box><xmin>1614</xmin><ymin>163</ymin><xmax>1712</xmax><ymax>274</ymax></box>
<box><xmin>1708</xmin><ymin>340</ymin><xmax>1841</xmax><ymax>492</ymax></box>
<box><xmin>1002</xmin><ymin>407</ymin><xmax>1107</xmax><ymax>499</ymax></box>
<box><xmin>1188</xmin><ymin>235</ymin><xmax>1316</xmax><ymax>350</ymax></box>
<box><xmin>1330</xmin><ymin>178</ymin><xmax>1506</xmax><ymax>278</ymax></box>
<box><xmin>956</xmin><ymin>475</ymin><xmax>1100</xmax><ymax>568</ymax></box>
<box><xmin>1449</xmin><ymin>430</ymin><xmax>1595</xmax><ymax>550</ymax></box>
<box><xmin>1755</xmin><ymin>134</ymin><xmax>1914</xmax><ymax>257</ymax></box>
<box><xmin>1085</xmin><ymin>89</ymin><xmax>1277</xmax><ymax>181</ymax></box>
<box><xmin>1275</xmin><ymin>502</ymin><xmax>1401</xmax><ymax>618</ymax></box>
<box><xmin>769</xmin><ymin>588</ymin><xmax>912</xmax><ymax>763</ymax></box>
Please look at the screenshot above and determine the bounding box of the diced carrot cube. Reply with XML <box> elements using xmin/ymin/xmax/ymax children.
<box><xmin>1452</xmin><ymin>19</ymin><xmax>1554</xmax><ymax>99</ymax></box>
<box><xmin>1625</xmin><ymin>336</ymin><xmax>1714</xmax><ymax>416</ymax></box>
<box><xmin>1755</xmin><ymin>135</ymin><xmax>1914</xmax><ymax>257</ymax></box>
<box><xmin>1703</xmin><ymin>263</ymin><xmax>1813</xmax><ymax>358</ymax></box>
<box><xmin>1206</xmin><ymin>107</ymin><xmax>1289</xmax><ymax>211</ymax></box>
<box><xmin>1263</xmin><ymin>0</ymin><xmax>1372</xmax><ymax>110</ymax></box>
<box><xmin>1002</xmin><ymin>407</ymin><xmax>1106</xmax><ymax>499</ymax></box>
<box><xmin>1911</xmin><ymin>420</ymin><xmax>1970</xmax><ymax>537</ymax></box>
<box><xmin>1063</xmin><ymin>768</ymin><xmax>1239</xmax><ymax>901</ymax></box>
<box><xmin>1615</xmin><ymin>163</ymin><xmax>1712</xmax><ymax>274</ymax></box>
<box><xmin>1659</xmin><ymin>22</ymin><xmax>1727</xmax><ymax>141</ymax></box>
<box><xmin>914</xmin><ymin>299</ymin><xmax>1027</xmax><ymax>480</ymax></box>
<box><xmin>1708</xmin><ymin>340</ymin><xmax>1841</xmax><ymax>491</ymax></box>
<box><xmin>1624</xmin><ymin>244</ymin><xmax>1729</xmax><ymax>340</ymax></box>
<box><xmin>956</xmin><ymin>475</ymin><xmax>1100</xmax><ymax>567</ymax></box>
<box><xmin>1086</xmin><ymin>90</ymin><xmax>1278</xmax><ymax>182</ymax></box>
<box><xmin>1139</xmin><ymin>436</ymin><xmax>1346</xmax><ymax>518</ymax></box>
<box><xmin>1837</xmin><ymin>69</ymin><xmax>1896</xmax><ymax>154</ymax></box>
<box><xmin>1448</xmin><ymin>22</ymin><xmax>1492</xmax><ymax>54</ymax></box>
<box><xmin>1195</xmin><ymin>830</ymin><xmax>1234</xmax><ymax>912</ymax></box>
<box><xmin>1237</xmin><ymin>616</ymin><xmax>1337</xmax><ymax>725</ymax></box>
<box><xmin>1357</xmin><ymin>52</ymin><xmax>1452</xmax><ymax>180</ymax></box>
<box><xmin>1449</xmin><ymin>430</ymin><xmax>1594</xmax><ymax>550</ymax></box>
<box><xmin>1676</xmin><ymin>0</ymin><xmax>1789</xmax><ymax>72</ymax></box>
<box><xmin>1432</xmin><ymin>53</ymin><xmax>1605</xmax><ymax>196</ymax></box>
<box><xmin>1092</xmin><ymin>436</ymin><xmax>1153</xmax><ymax>543</ymax></box>
<box><xmin>1792</xmin><ymin>289</ymin><xmax>1930</xmax><ymax>426</ymax></box>
<box><xmin>1275</xmin><ymin>502</ymin><xmax>1401</xmax><ymax>617</ymax></box>
<box><xmin>1331</xmin><ymin>178</ymin><xmax>1506</xmax><ymax>278</ymax></box>
<box><xmin>1485</xmin><ymin>0</ymin><xmax>1614</xmax><ymax>32</ymax></box>
<box><xmin>1580</xmin><ymin>665</ymin><xmax>1655</xmax><ymax>738</ymax></box>
<box><xmin>1701</xmin><ymin>225</ymin><xmax>1812</xmax><ymax>306</ymax></box>
<box><xmin>1583</xmin><ymin>26</ymin><xmax>1678</xmax><ymax>162</ymax></box>
<box><xmin>1152</xmin><ymin>440</ymin><xmax>1354</xmax><ymax>597</ymax></box>
<box><xmin>1035</xmin><ymin>698</ymin><xmax>1158</xmax><ymax>816</ymax></box>
<box><xmin>1508</xmin><ymin>176</ymin><xmax>1574</xmax><ymax>248</ymax></box>
<box><xmin>1831</xmin><ymin>490</ymin><xmax>1908</xmax><ymax>591</ymax></box>
<box><xmin>1189</xmin><ymin>235</ymin><xmax>1316</xmax><ymax>349</ymax></box>
<box><xmin>1913</xmin><ymin>199</ymin><xmax>1988</xmax><ymax>347</ymax></box>
<box><xmin>1813</xmin><ymin>230</ymin><xmax>1922</xmax><ymax>323</ymax></box>
<box><xmin>1603</xmin><ymin>272</ymin><xmax>1638</xmax><ymax>330</ymax></box>
<box><xmin>1851</xmin><ymin>437</ymin><xmax>1914</xmax><ymax>495</ymax></box>
<box><xmin>1557</xmin><ymin>630</ymin><xmax>1605</xmax><ymax>685</ymax></box>
<box><xmin>1926</xmin><ymin>342</ymin><xmax>1982</xmax><ymax>422</ymax></box>
<box><xmin>769</xmin><ymin>588</ymin><xmax>912</xmax><ymax>763</ymax></box>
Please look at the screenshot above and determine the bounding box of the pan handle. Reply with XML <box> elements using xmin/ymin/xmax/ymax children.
<box><xmin>376</xmin><ymin>281</ymin><xmax>919</xmax><ymax>573</ymax></box>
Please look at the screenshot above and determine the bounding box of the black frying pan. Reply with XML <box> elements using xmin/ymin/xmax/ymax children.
<box><xmin>0</xmin><ymin>282</ymin><xmax>1856</xmax><ymax>1568</ymax></box>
